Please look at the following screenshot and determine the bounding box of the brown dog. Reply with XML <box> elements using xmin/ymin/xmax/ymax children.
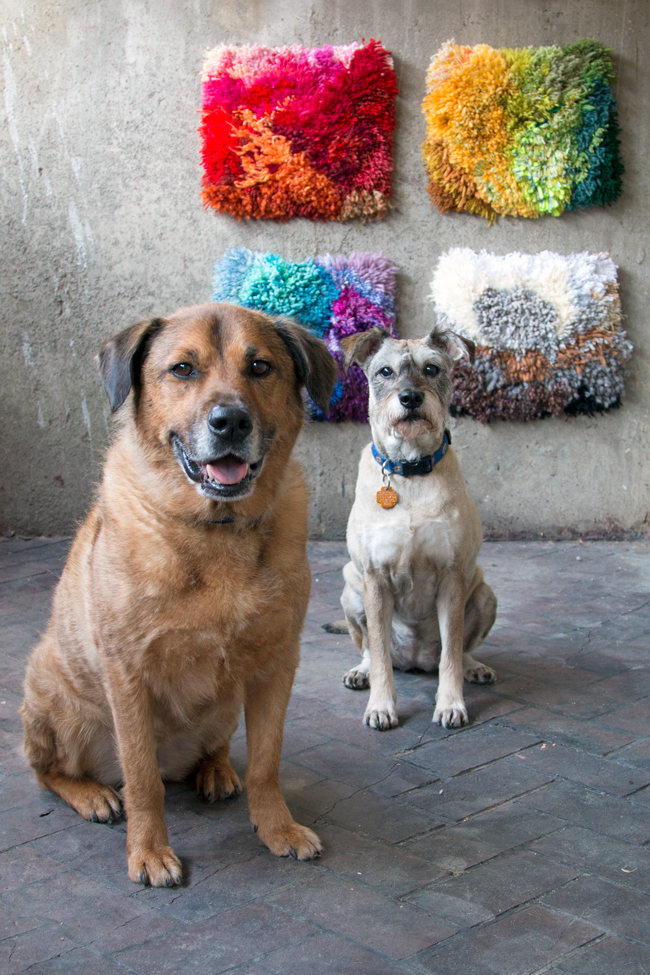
<box><xmin>20</xmin><ymin>302</ymin><xmax>337</xmax><ymax>886</ymax></box>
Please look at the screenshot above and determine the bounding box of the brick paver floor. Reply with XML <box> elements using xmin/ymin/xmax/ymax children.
<box><xmin>1</xmin><ymin>534</ymin><xmax>649</xmax><ymax>974</ymax></box>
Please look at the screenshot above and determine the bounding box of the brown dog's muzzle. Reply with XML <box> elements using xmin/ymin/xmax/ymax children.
<box><xmin>171</xmin><ymin>400</ymin><xmax>266</xmax><ymax>501</ymax></box>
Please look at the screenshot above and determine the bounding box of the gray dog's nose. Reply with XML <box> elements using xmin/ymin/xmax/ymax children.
<box><xmin>399</xmin><ymin>389</ymin><xmax>424</xmax><ymax>411</ymax></box>
<box><xmin>207</xmin><ymin>405</ymin><xmax>253</xmax><ymax>442</ymax></box>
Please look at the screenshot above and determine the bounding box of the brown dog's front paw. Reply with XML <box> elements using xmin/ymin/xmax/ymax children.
<box><xmin>364</xmin><ymin>705</ymin><xmax>399</xmax><ymax>731</ymax></box>
<box><xmin>255</xmin><ymin>820</ymin><xmax>322</xmax><ymax>861</ymax></box>
<box><xmin>62</xmin><ymin>779</ymin><xmax>122</xmax><ymax>823</ymax></box>
<box><xmin>196</xmin><ymin>757</ymin><xmax>242</xmax><ymax>802</ymax></box>
<box><xmin>343</xmin><ymin>667</ymin><xmax>370</xmax><ymax>690</ymax></box>
<box><xmin>433</xmin><ymin>703</ymin><xmax>468</xmax><ymax>728</ymax></box>
<box><xmin>127</xmin><ymin>846</ymin><xmax>183</xmax><ymax>887</ymax></box>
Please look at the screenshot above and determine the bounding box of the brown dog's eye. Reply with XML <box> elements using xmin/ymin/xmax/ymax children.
<box><xmin>171</xmin><ymin>363</ymin><xmax>197</xmax><ymax>379</ymax></box>
<box><xmin>379</xmin><ymin>366</ymin><xmax>393</xmax><ymax>378</ymax></box>
<box><xmin>424</xmin><ymin>363</ymin><xmax>440</xmax><ymax>377</ymax></box>
<box><xmin>250</xmin><ymin>360</ymin><xmax>272</xmax><ymax>378</ymax></box>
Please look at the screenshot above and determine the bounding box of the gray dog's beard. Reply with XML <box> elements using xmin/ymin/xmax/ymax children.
<box><xmin>392</xmin><ymin>417</ymin><xmax>435</xmax><ymax>439</ymax></box>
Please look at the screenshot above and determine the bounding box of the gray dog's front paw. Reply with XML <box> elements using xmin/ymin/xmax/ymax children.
<box><xmin>364</xmin><ymin>706</ymin><xmax>399</xmax><ymax>731</ymax></box>
<box><xmin>433</xmin><ymin>703</ymin><xmax>468</xmax><ymax>728</ymax></box>
<box><xmin>343</xmin><ymin>667</ymin><xmax>370</xmax><ymax>690</ymax></box>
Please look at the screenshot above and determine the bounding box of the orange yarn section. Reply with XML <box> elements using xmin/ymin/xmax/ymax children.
<box><xmin>202</xmin><ymin>165</ymin><xmax>342</xmax><ymax>222</ymax></box>
<box><xmin>487</xmin><ymin>347</ymin><xmax>552</xmax><ymax>384</ymax></box>
<box><xmin>556</xmin><ymin>328</ymin><xmax>624</xmax><ymax>373</ymax></box>
<box><xmin>423</xmin><ymin>141</ymin><xmax>498</xmax><ymax>223</ymax></box>
<box><xmin>232</xmin><ymin>111</ymin><xmax>295</xmax><ymax>188</ymax></box>
<box><xmin>480</xmin><ymin>329</ymin><xmax>624</xmax><ymax>388</ymax></box>
<box><xmin>203</xmin><ymin>110</ymin><xmax>343</xmax><ymax>221</ymax></box>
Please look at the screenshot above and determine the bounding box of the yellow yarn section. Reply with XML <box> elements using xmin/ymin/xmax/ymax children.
<box><xmin>422</xmin><ymin>43</ymin><xmax>534</xmax><ymax>217</ymax></box>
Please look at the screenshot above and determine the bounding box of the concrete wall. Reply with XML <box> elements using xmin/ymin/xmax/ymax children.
<box><xmin>2</xmin><ymin>0</ymin><xmax>648</xmax><ymax>539</ymax></box>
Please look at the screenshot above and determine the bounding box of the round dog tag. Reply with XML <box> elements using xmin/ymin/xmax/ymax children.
<box><xmin>376</xmin><ymin>486</ymin><xmax>398</xmax><ymax>508</ymax></box>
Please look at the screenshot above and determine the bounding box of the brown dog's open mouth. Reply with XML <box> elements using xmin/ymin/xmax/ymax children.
<box><xmin>203</xmin><ymin>457</ymin><xmax>250</xmax><ymax>486</ymax></box>
<box><xmin>172</xmin><ymin>437</ymin><xmax>262</xmax><ymax>500</ymax></box>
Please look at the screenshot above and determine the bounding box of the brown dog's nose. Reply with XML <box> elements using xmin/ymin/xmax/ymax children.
<box><xmin>207</xmin><ymin>405</ymin><xmax>253</xmax><ymax>442</ymax></box>
<box><xmin>399</xmin><ymin>389</ymin><xmax>424</xmax><ymax>411</ymax></box>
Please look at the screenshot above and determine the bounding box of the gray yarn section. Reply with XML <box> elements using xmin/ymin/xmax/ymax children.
<box><xmin>474</xmin><ymin>287</ymin><xmax>560</xmax><ymax>358</ymax></box>
<box><xmin>472</xmin><ymin>354</ymin><xmax>506</xmax><ymax>393</ymax></box>
<box><xmin>566</xmin><ymin>269</ymin><xmax>611</xmax><ymax>333</ymax></box>
<box><xmin>553</xmin><ymin>342</ymin><xmax>632</xmax><ymax>408</ymax></box>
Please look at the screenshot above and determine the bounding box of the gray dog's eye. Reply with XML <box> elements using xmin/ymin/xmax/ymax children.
<box><xmin>424</xmin><ymin>363</ymin><xmax>440</xmax><ymax>377</ymax></box>
<box><xmin>379</xmin><ymin>366</ymin><xmax>393</xmax><ymax>378</ymax></box>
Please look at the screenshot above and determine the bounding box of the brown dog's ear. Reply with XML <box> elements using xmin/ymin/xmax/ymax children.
<box><xmin>340</xmin><ymin>327</ymin><xmax>389</xmax><ymax>370</ymax></box>
<box><xmin>426</xmin><ymin>327</ymin><xmax>475</xmax><ymax>364</ymax></box>
<box><xmin>97</xmin><ymin>318</ymin><xmax>165</xmax><ymax>412</ymax></box>
<box><xmin>274</xmin><ymin>317</ymin><xmax>338</xmax><ymax>416</ymax></box>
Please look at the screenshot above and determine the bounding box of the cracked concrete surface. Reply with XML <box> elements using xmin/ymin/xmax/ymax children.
<box><xmin>1</xmin><ymin>537</ymin><xmax>650</xmax><ymax>974</ymax></box>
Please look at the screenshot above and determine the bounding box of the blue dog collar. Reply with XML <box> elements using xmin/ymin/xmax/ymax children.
<box><xmin>371</xmin><ymin>430</ymin><xmax>451</xmax><ymax>478</ymax></box>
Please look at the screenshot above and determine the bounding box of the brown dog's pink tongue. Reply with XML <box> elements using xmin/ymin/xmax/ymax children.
<box><xmin>205</xmin><ymin>458</ymin><xmax>249</xmax><ymax>485</ymax></box>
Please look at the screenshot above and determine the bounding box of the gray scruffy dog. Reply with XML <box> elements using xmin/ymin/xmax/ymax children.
<box><xmin>339</xmin><ymin>326</ymin><xmax>497</xmax><ymax>731</ymax></box>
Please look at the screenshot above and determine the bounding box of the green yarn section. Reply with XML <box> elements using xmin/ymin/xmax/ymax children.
<box><xmin>569</xmin><ymin>76</ymin><xmax>624</xmax><ymax>209</ymax></box>
<box><xmin>236</xmin><ymin>254</ymin><xmax>339</xmax><ymax>335</ymax></box>
<box><xmin>505</xmin><ymin>39</ymin><xmax>621</xmax><ymax>216</ymax></box>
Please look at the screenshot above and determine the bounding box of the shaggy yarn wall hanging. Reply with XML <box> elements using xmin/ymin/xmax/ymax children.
<box><xmin>422</xmin><ymin>39</ymin><xmax>624</xmax><ymax>222</ymax></box>
<box><xmin>213</xmin><ymin>248</ymin><xmax>398</xmax><ymax>420</ymax></box>
<box><xmin>431</xmin><ymin>249</ymin><xmax>632</xmax><ymax>422</ymax></box>
<box><xmin>200</xmin><ymin>41</ymin><xmax>397</xmax><ymax>222</ymax></box>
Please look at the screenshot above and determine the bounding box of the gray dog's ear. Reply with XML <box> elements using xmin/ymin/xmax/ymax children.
<box><xmin>426</xmin><ymin>327</ymin><xmax>475</xmax><ymax>364</ymax></box>
<box><xmin>340</xmin><ymin>328</ymin><xmax>389</xmax><ymax>370</ymax></box>
<box><xmin>97</xmin><ymin>318</ymin><xmax>165</xmax><ymax>412</ymax></box>
<box><xmin>274</xmin><ymin>317</ymin><xmax>338</xmax><ymax>416</ymax></box>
